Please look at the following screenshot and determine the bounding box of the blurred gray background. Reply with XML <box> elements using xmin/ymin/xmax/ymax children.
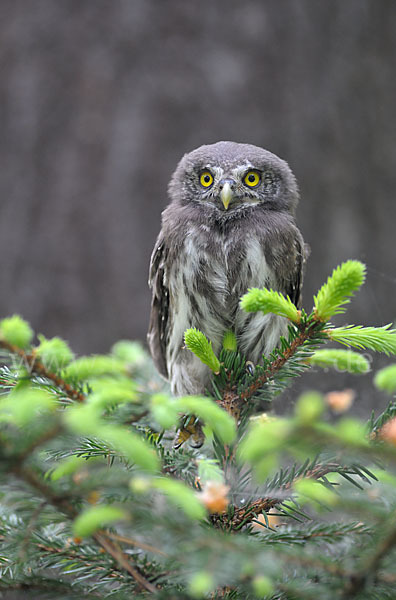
<box><xmin>1</xmin><ymin>0</ymin><xmax>396</xmax><ymax>416</ymax></box>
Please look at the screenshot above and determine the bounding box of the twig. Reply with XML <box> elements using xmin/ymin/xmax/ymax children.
<box><xmin>94</xmin><ymin>532</ymin><xmax>158</xmax><ymax>593</ymax></box>
<box><xmin>10</xmin><ymin>462</ymin><xmax>158</xmax><ymax>594</ymax></box>
<box><xmin>343</xmin><ymin>518</ymin><xmax>396</xmax><ymax>597</ymax></box>
<box><xmin>239</xmin><ymin>321</ymin><xmax>322</xmax><ymax>403</ymax></box>
<box><xmin>0</xmin><ymin>339</ymin><xmax>85</xmax><ymax>403</ymax></box>
<box><xmin>124</xmin><ymin>410</ymin><xmax>149</xmax><ymax>424</ymax></box>
<box><xmin>19</xmin><ymin>500</ymin><xmax>47</xmax><ymax>560</ymax></box>
<box><xmin>17</xmin><ymin>422</ymin><xmax>63</xmax><ymax>462</ymax></box>
<box><xmin>212</xmin><ymin>462</ymin><xmax>344</xmax><ymax>530</ymax></box>
<box><xmin>106</xmin><ymin>531</ymin><xmax>168</xmax><ymax>557</ymax></box>
<box><xmin>216</xmin><ymin>321</ymin><xmax>323</xmax><ymax>423</ymax></box>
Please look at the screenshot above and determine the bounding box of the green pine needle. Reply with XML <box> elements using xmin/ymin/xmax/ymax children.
<box><xmin>307</xmin><ymin>349</ymin><xmax>370</xmax><ymax>374</ymax></box>
<box><xmin>184</xmin><ymin>328</ymin><xmax>220</xmax><ymax>373</ymax></box>
<box><xmin>327</xmin><ymin>324</ymin><xmax>396</xmax><ymax>355</ymax></box>
<box><xmin>240</xmin><ymin>288</ymin><xmax>300</xmax><ymax>323</ymax></box>
<box><xmin>314</xmin><ymin>260</ymin><xmax>366</xmax><ymax>321</ymax></box>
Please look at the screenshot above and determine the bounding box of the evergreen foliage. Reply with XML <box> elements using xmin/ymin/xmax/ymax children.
<box><xmin>1</xmin><ymin>260</ymin><xmax>396</xmax><ymax>598</ymax></box>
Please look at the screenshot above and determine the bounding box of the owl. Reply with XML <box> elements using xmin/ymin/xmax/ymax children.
<box><xmin>148</xmin><ymin>141</ymin><xmax>306</xmax><ymax>397</ymax></box>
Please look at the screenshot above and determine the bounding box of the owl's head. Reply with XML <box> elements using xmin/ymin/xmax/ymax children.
<box><xmin>168</xmin><ymin>141</ymin><xmax>299</xmax><ymax>217</ymax></box>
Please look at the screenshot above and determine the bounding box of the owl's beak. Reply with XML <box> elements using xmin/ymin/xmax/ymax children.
<box><xmin>220</xmin><ymin>181</ymin><xmax>234</xmax><ymax>210</ymax></box>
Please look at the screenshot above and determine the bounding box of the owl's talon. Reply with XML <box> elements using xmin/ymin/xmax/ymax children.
<box><xmin>245</xmin><ymin>361</ymin><xmax>255</xmax><ymax>375</ymax></box>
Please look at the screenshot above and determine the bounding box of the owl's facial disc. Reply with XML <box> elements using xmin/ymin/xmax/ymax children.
<box><xmin>196</xmin><ymin>163</ymin><xmax>278</xmax><ymax>212</ymax></box>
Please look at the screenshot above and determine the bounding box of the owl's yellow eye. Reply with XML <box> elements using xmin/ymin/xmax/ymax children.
<box><xmin>244</xmin><ymin>170</ymin><xmax>261</xmax><ymax>188</ymax></box>
<box><xmin>199</xmin><ymin>171</ymin><xmax>214</xmax><ymax>188</ymax></box>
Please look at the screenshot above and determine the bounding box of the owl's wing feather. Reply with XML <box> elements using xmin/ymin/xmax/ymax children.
<box><xmin>285</xmin><ymin>238</ymin><xmax>309</xmax><ymax>309</ymax></box>
<box><xmin>147</xmin><ymin>235</ymin><xmax>169</xmax><ymax>379</ymax></box>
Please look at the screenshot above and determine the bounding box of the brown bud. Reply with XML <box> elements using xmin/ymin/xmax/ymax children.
<box><xmin>325</xmin><ymin>389</ymin><xmax>355</xmax><ymax>413</ymax></box>
<box><xmin>380</xmin><ymin>417</ymin><xmax>396</xmax><ymax>446</ymax></box>
<box><xmin>199</xmin><ymin>481</ymin><xmax>230</xmax><ymax>514</ymax></box>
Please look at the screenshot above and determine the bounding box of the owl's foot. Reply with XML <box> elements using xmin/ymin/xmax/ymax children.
<box><xmin>173</xmin><ymin>416</ymin><xmax>205</xmax><ymax>449</ymax></box>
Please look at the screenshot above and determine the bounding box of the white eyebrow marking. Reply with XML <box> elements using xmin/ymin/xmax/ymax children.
<box><xmin>231</xmin><ymin>163</ymin><xmax>255</xmax><ymax>179</ymax></box>
<box><xmin>204</xmin><ymin>165</ymin><xmax>223</xmax><ymax>179</ymax></box>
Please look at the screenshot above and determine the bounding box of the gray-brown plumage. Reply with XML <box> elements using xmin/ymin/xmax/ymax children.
<box><xmin>148</xmin><ymin>141</ymin><xmax>306</xmax><ymax>396</ymax></box>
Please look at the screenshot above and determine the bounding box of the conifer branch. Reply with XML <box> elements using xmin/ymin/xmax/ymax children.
<box><xmin>238</xmin><ymin>321</ymin><xmax>323</xmax><ymax>403</ymax></box>
<box><xmin>345</xmin><ymin>520</ymin><xmax>396</xmax><ymax>597</ymax></box>
<box><xmin>212</xmin><ymin>462</ymin><xmax>342</xmax><ymax>530</ymax></box>
<box><xmin>0</xmin><ymin>339</ymin><xmax>85</xmax><ymax>403</ymax></box>
<box><xmin>9</xmin><ymin>461</ymin><xmax>158</xmax><ymax>594</ymax></box>
<box><xmin>93</xmin><ymin>533</ymin><xmax>158</xmax><ymax>593</ymax></box>
<box><xmin>17</xmin><ymin>422</ymin><xmax>63</xmax><ymax>462</ymax></box>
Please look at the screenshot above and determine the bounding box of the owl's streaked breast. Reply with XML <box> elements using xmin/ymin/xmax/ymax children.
<box><xmin>168</xmin><ymin>226</ymin><xmax>277</xmax><ymax>348</ymax></box>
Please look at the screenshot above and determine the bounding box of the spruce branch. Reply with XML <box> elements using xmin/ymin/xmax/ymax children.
<box><xmin>0</xmin><ymin>339</ymin><xmax>86</xmax><ymax>403</ymax></box>
<box><xmin>17</xmin><ymin>422</ymin><xmax>63</xmax><ymax>463</ymax></box>
<box><xmin>106</xmin><ymin>532</ymin><xmax>168</xmax><ymax>557</ymax></box>
<box><xmin>326</xmin><ymin>324</ymin><xmax>396</xmax><ymax>355</ymax></box>
<box><xmin>212</xmin><ymin>461</ymin><xmax>346</xmax><ymax>531</ymax></box>
<box><xmin>93</xmin><ymin>532</ymin><xmax>158</xmax><ymax>594</ymax></box>
<box><xmin>239</xmin><ymin>320</ymin><xmax>323</xmax><ymax>403</ymax></box>
<box><xmin>344</xmin><ymin>516</ymin><xmax>396</xmax><ymax>597</ymax></box>
<box><xmin>313</xmin><ymin>260</ymin><xmax>366</xmax><ymax>322</ymax></box>
<box><xmin>8</xmin><ymin>457</ymin><xmax>158</xmax><ymax>594</ymax></box>
<box><xmin>306</xmin><ymin>349</ymin><xmax>370</xmax><ymax>374</ymax></box>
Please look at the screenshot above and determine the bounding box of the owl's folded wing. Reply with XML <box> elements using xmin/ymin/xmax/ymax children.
<box><xmin>285</xmin><ymin>237</ymin><xmax>309</xmax><ymax>310</ymax></box>
<box><xmin>147</xmin><ymin>235</ymin><xmax>169</xmax><ymax>379</ymax></box>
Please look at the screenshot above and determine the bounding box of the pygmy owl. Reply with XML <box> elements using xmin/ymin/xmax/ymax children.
<box><xmin>148</xmin><ymin>141</ymin><xmax>306</xmax><ymax>396</ymax></box>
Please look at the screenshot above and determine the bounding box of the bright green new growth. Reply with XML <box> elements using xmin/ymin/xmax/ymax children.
<box><xmin>197</xmin><ymin>458</ymin><xmax>224</xmax><ymax>484</ymax></box>
<box><xmin>222</xmin><ymin>329</ymin><xmax>237</xmax><ymax>351</ymax></box>
<box><xmin>188</xmin><ymin>571</ymin><xmax>215</xmax><ymax>599</ymax></box>
<box><xmin>294</xmin><ymin>478</ymin><xmax>338</xmax><ymax>508</ymax></box>
<box><xmin>327</xmin><ymin>324</ymin><xmax>396</xmax><ymax>355</ymax></box>
<box><xmin>73</xmin><ymin>505</ymin><xmax>127</xmax><ymax>538</ymax></box>
<box><xmin>36</xmin><ymin>334</ymin><xmax>74</xmax><ymax>369</ymax></box>
<box><xmin>150</xmin><ymin>393</ymin><xmax>180</xmax><ymax>429</ymax></box>
<box><xmin>111</xmin><ymin>339</ymin><xmax>147</xmax><ymax>366</ymax></box>
<box><xmin>48</xmin><ymin>455</ymin><xmax>88</xmax><ymax>481</ymax></box>
<box><xmin>177</xmin><ymin>395</ymin><xmax>236</xmax><ymax>444</ymax></box>
<box><xmin>64</xmin><ymin>405</ymin><xmax>159</xmax><ymax>473</ymax></box>
<box><xmin>374</xmin><ymin>364</ymin><xmax>396</xmax><ymax>393</ymax></box>
<box><xmin>87</xmin><ymin>378</ymin><xmax>138</xmax><ymax>409</ymax></box>
<box><xmin>0</xmin><ymin>315</ymin><xmax>33</xmax><ymax>348</ymax></box>
<box><xmin>63</xmin><ymin>355</ymin><xmax>127</xmax><ymax>381</ymax></box>
<box><xmin>238</xmin><ymin>419</ymin><xmax>291</xmax><ymax>462</ymax></box>
<box><xmin>307</xmin><ymin>349</ymin><xmax>370</xmax><ymax>374</ymax></box>
<box><xmin>0</xmin><ymin>387</ymin><xmax>55</xmax><ymax>427</ymax></box>
<box><xmin>295</xmin><ymin>391</ymin><xmax>324</xmax><ymax>424</ymax></box>
<box><xmin>184</xmin><ymin>328</ymin><xmax>221</xmax><ymax>373</ymax></box>
<box><xmin>152</xmin><ymin>477</ymin><xmax>207</xmax><ymax>520</ymax></box>
<box><xmin>240</xmin><ymin>287</ymin><xmax>300</xmax><ymax>323</ymax></box>
<box><xmin>252</xmin><ymin>575</ymin><xmax>274</xmax><ymax>598</ymax></box>
<box><xmin>313</xmin><ymin>260</ymin><xmax>366</xmax><ymax>321</ymax></box>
